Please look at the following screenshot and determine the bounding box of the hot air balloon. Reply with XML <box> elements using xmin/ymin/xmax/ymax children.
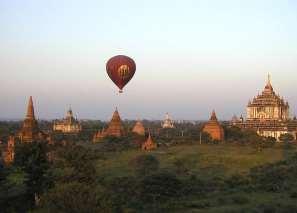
<box><xmin>106</xmin><ymin>55</ymin><xmax>136</xmax><ymax>93</ymax></box>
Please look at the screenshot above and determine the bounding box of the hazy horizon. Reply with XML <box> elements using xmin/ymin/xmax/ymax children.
<box><xmin>1</xmin><ymin>0</ymin><xmax>297</xmax><ymax>120</ymax></box>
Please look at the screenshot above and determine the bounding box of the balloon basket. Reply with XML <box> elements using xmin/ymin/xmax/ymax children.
<box><xmin>119</xmin><ymin>90</ymin><xmax>123</xmax><ymax>93</ymax></box>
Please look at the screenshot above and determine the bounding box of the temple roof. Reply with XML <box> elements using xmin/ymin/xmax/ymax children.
<box><xmin>55</xmin><ymin>107</ymin><xmax>80</xmax><ymax>125</ymax></box>
<box><xmin>248</xmin><ymin>75</ymin><xmax>289</xmax><ymax>107</ymax></box>
<box><xmin>263</xmin><ymin>74</ymin><xmax>274</xmax><ymax>95</ymax></box>
<box><xmin>204</xmin><ymin>110</ymin><xmax>222</xmax><ymax>128</ymax></box>
<box><xmin>110</xmin><ymin>109</ymin><xmax>121</xmax><ymax>122</ymax></box>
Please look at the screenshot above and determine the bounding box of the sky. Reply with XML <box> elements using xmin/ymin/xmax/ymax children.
<box><xmin>0</xmin><ymin>0</ymin><xmax>297</xmax><ymax>120</ymax></box>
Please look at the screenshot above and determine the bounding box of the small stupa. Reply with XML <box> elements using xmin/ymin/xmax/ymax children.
<box><xmin>132</xmin><ymin>120</ymin><xmax>145</xmax><ymax>136</ymax></box>
<box><xmin>203</xmin><ymin>110</ymin><xmax>225</xmax><ymax>141</ymax></box>
<box><xmin>142</xmin><ymin>133</ymin><xmax>157</xmax><ymax>151</ymax></box>
<box><xmin>162</xmin><ymin>113</ymin><xmax>175</xmax><ymax>129</ymax></box>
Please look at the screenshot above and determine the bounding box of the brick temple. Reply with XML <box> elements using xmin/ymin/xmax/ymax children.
<box><xmin>232</xmin><ymin>75</ymin><xmax>297</xmax><ymax>140</ymax></box>
<box><xmin>18</xmin><ymin>96</ymin><xmax>46</xmax><ymax>143</ymax></box>
<box><xmin>93</xmin><ymin>109</ymin><xmax>125</xmax><ymax>142</ymax></box>
<box><xmin>203</xmin><ymin>110</ymin><xmax>225</xmax><ymax>141</ymax></box>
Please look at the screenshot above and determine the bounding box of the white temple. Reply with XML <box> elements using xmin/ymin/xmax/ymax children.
<box><xmin>53</xmin><ymin>108</ymin><xmax>82</xmax><ymax>133</ymax></box>
<box><xmin>162</xmin><ymin>113</ymin><xmax>175</xmax><ymax>129</ymax></box>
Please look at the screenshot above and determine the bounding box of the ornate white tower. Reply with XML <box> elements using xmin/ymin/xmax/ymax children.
<box><xmin>162</xmin><ymin>113</ymin><xmax>175</xmax><ymax>129</ymax></box>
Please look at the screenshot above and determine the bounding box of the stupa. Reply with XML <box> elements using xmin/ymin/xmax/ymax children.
<box><xmin>203</xmin><ymin>110</ymin><xmax>225</xmax><ymax>141</ymax></box>
<box><xmin>93</xmin><ymin>109</ymin><xmax>125</xmax><ymax>142</ymax></box>
<box><xmin>162</xmin><ymin>113</ymin><xmax>175</xmax><ymax>129</ymax></box>
<box><xmin>142</xmin><ymin>133</ymin><xmax>157</xmax><ymax>150</ymax></box>
<box><xmin>132</xmin><ymin>120</ymin><xmax>145</xmax><ymax>136</ymax></box>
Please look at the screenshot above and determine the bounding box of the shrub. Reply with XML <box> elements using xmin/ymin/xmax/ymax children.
<box><xmin>138</xmin><ymin>171</ymin><xmax>182</xmax><ymax>204</ymax></box>
<box><xmin>231</xmin><ymin>195</ymin><xmax>249</xmax><ymax>205</ymax></box>
<box><xmin>130</xmin><ymin>154</ymin><xmax>159</xmax><ymax>176</ymax></box>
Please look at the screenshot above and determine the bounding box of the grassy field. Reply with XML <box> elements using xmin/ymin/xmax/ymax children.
<box><xmin>89</xmin><ymin>142</ymin><xmax>297</xmax><ymax>212</ymax></box>
<box><xmin>95</xmin><ymin>143</ymin><xmax>295</xmax><ymax>179</ymax></box>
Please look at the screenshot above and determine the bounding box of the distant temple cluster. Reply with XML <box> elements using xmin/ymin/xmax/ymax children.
<box><xmin>232</xmin><ymin>75</ymin><xmax>297</xmax><ymax>141</ymax></box>
<box><xmin>92</xmin><ymin>109</ymin><xmax>157</xmax><ymax>150</ymax></box>
<box><xmin>2</xmin><ymin>74</ymin><xmax>297</xmax><ymax>165</ymax></box>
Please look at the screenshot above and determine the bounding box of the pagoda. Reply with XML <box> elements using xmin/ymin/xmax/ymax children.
<box><xmin>233</xmin><ymin>75</ymin><xmax>297</xmax><ymax>140</ymax></box>
<box><xmin>53</xmin><ymin>107</ymin><xmax>82</xmax><ymax>133</ymax></box>
<box><xmin>162</xmin><ymin>113</ymin><xmax>175</xmax><ymax>129</ymax></box>
<box><xmin>93</xmin><ymin>109</ymin><xmax>125</xmax><ymax>142</ymax></box>
<box><xmin>203</xmin><ymin>110</ymin><xmax>225</xmax><ymax>141</ymax></box>
<box><xmin>132</xmin><ymin>120</ymin><xmax>145</xmax><ymax>136</ymax></box>
<box><xmin>142</xmin><ymin>133</ymin><xmax>157</xmax><ymax>150</ymax></box>
<box><xmin>19</xmin><ymin>96</ymin><xmax>45</xmax><ymax>143</ymax></box>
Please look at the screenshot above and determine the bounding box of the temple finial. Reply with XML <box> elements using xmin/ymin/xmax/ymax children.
<box><xmin>267</xmin><ymin>73</ymin><xmax>271</xmax><ymax>85</ymax></box>
<box><xmin>210</xmin><ymin>110</ymin><xmax>217</xmax><ymax>120</ymax></box>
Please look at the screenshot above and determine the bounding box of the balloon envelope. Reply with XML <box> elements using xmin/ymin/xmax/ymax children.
<box><xmin>106</xmin><ymin>55</ymin><xmax>136</xmax><ymax>93</ymax></box>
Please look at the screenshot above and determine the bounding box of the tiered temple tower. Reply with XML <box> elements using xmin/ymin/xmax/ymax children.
<box><xmin>233</xmin><ymin>75</ymin><xmax>297</xmax><ymax>140</ymax></box>
<box><xmin>19</xmin><ymin>96</ymin><xmax>44</xmax><ymax>143</ymax></box>
<box><xmin>53</xmin><ymin>107</ymin><xmax>82</xmax><ymax>133</ymax></box>
<box><xmin>203</xmin><ymin>110</ymin><xmax>225</xmax><ymax>141</ymax></box>
<box><xmin>132</xmin><ymin>120</ymin><xmax>145</xmax><ymax>136</ymax></box>
<box><xmin>93</xmin><ymin>109</ymin><xmax>125</xmax><ymax>142</ymax></box>
<box><xmin>247</xmin><ymin>74</ymin><xmax>289</xmax><ymax>121</ymax></box>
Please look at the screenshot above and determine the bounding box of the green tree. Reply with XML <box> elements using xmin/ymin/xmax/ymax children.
<box><xmin>13</xmin><ymin>141</ymin><xmax>51</xmax><ymax>208</ymax></box>
<box><xmin>138</xmin><ymin>172</ymin><xmax>182</xmax><ymax>205</ymax></box>
<box><xmin>39</xmin><ymin>182</ymin><xmax>100</xmax><ymax>213</ymax></box>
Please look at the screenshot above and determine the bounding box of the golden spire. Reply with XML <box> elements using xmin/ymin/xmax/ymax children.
<box><xmin>26</xmin><ymin>96</ymin><xmax>35</xmax><ymax>119</ymax></box>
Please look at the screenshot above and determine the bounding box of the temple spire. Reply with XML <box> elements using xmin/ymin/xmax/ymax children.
<box><xmin>210</xmin><ymin>110</ymin><xmax>217</xmax><ymax>121</ymax></box>
<box><xmin>264</xmin><ymin>73</ymin><xmax>274</xmax><ymax>94</ymax></box>
<box><xmin>26</xmin><ymin>96</ymin><xmax>35</xmax><ymax>119</ymax></box>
